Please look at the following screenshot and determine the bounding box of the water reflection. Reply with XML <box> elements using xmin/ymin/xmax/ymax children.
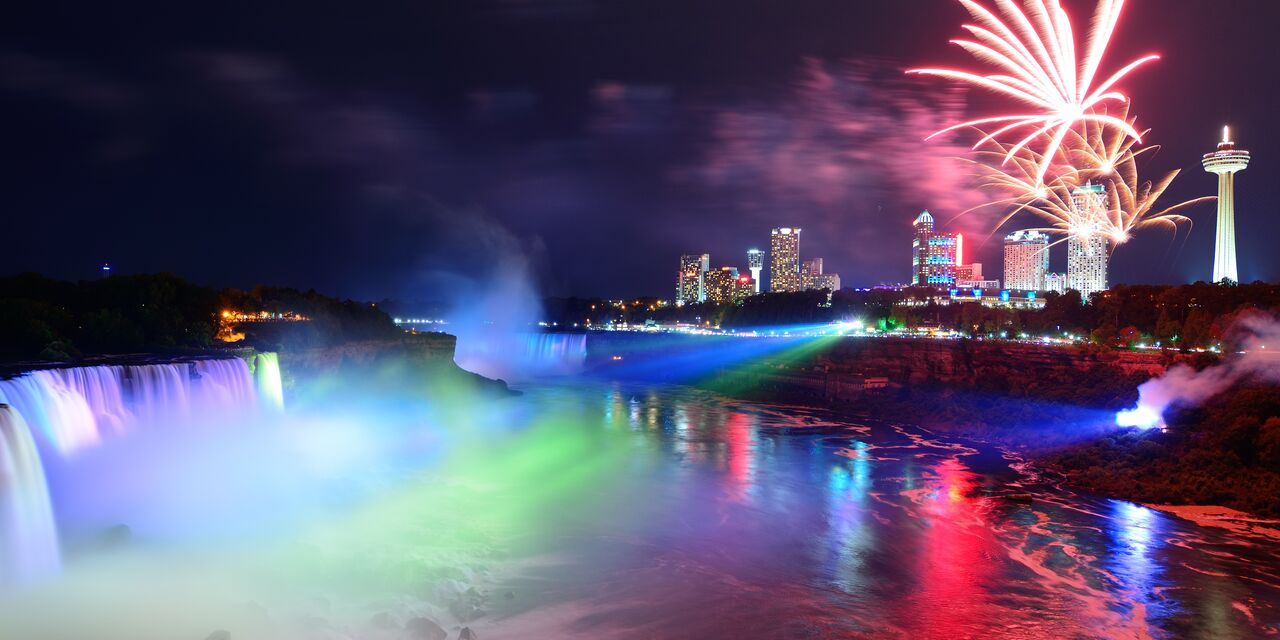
<box><xmin>497</xmin><ymin>382</ymin><xmax>1280</xmax><ymax>639</ymax></box>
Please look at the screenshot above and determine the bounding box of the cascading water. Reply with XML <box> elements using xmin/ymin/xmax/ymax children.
<box><xmin>0</xmin><ymin>370</ymin><xmax>102</xmax><ymax>455</ymax></box>
<box><xmin>253</xmin><ymin>352</ymin><xmax>285</xmax><ymax>411</ymax></box>
<box><xmin>0</xmin><ymin>404</ymin><xmax>60</xmax><ymax>583</ymax></box>
<box><xmin>194</xmin><ymin>359</ymin><xmax>259</xmax><ymax>413</ymax></box>
<box><xmin>524</xmin><ymin>333</ymin><xmax>588</xmax><ymax>372</ymax></box>
<box><xmin>455</xmin><ymin>332</ymin><xmax>588</xmax><ymax>379</ymax></box>
<box><xmin>0</xmin><ymin>356</ymin><xmax>274</xmax><ymax>583</ymax></box>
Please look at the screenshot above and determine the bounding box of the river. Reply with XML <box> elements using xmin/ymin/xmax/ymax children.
<box><xmin>2</xmin><ymin>363</ymin><xmax>1279</xmax><ymax>639</ymax></box>
<box><xmin>476</xmin><ymin>381</ymin><xmax>1280</xmax><ymax>639</ymax></box>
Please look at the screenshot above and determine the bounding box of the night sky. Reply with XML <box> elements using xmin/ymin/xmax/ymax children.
<box><xmin>3</xmin><ymin>0</ymin><xmax>1279</xmax><ymax>301</ymax></box>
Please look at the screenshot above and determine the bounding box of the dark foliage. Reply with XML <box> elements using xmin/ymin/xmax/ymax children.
<box><xmin>1042</xmin><ymin>385</ymin><xmax>1280</xmax><ymax>516</ymax></box>
<box><xmin>0</xmin><ymin>274</ymin><xmax>398</xmax><ymax>360</ymax></box>
<box><xmin>0</xmin><ymin>272</ymin><xmax>220</xmax><ymax>360</ymax></box>
<box><xmin>219</xmin><ymin>286</ymin><xmax>399</xmax><ymax>350</ymax></box>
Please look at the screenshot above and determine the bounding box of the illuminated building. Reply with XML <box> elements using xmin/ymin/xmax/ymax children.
<box><xmin>677</xmin><ymin>254</ymin><xmax>709</xmax><ymax>305</ymax></box>
<box><xmin>770</xmin><ymin>228</ymin><xmax>802</xmax><ymax>293</ymax></box>
<box><xmin>1044</xmin><ymin>272</ymin><xmax>1067</xmax><ymax>294</ymax></box>
<box><xmin>800</xmin><ymin>257</ymin><xmax>841</xmax><ymax>292</ymax></box>
<box><xmin>704</xmin><ymin>266</ymin><xmax>740</xmax><ymax>304</ymax></box>
<box><xmin>810</xmin><ymin>273</ymin><xmax>840</xmax><ymax>292</ymax></box>
<box><xmin>747</xmin><ymin>249</ymin><xmax>764</xmax><ymax>293</ymax></box>
<box><xmin>1003</xmin><ymin>230</ymin><xmax>1049</xmax><ymax>291</ymax></box>
<box><xmin>911</xmin><ymin>211</ymin><xmax>965</xmax><ymax>286</ymax></box>
<box><xmin>1203</xmin><ymin>126</ymin><xmax>1250</xmax><ymax>283</ymax></box>
<box><xmin>955</xmin><ymin>264</ymin><xmax>998</xmax><ymax>290</ymax></box>
<box><xmin>1067</xmin><ymin>183</ymin><xmax>1109</xmax><ymax>300</ymax></box>
<box><xmin>733</xmin><ymin>273</ymin><xmax>755</xmax><ymax>302</ymax></box>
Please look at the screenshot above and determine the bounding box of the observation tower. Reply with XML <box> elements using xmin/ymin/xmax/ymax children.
<box><xmin>1202</xmin><ymin>127</ymin><xmax>1250</xmax><ymax>283</ymax></box>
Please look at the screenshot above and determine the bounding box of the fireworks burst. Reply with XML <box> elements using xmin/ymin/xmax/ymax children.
<box><xmin>908</xmin><ymin>0</ymin><xmax>1159</xmax><ymax>186</ymax></box>
<box><xmin>966</xmin><ymin>122</ymin><xmax>1211</xmax><ymax>247</ymax></box>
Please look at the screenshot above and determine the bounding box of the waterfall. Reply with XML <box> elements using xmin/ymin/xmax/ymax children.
<box><xmin>253</xmin><ymin>352</ymin><xmax>285</xmax><ymax>411</ymax></box>
<box><xmin>0</xmin><ymin>359</ymin><xmax>265</xmax><ymax>457</ymax></box>
<box><xmin>0</xmin><ymin>370</ymin><xmax>102</xmax><ymax>455</ymax></box>
<box><xmin>0</xmin><ymin>356</ymin><xmax>270</xmax><ymax>583</ymax></box>
<box><xmin>455</xmin><ymin>332</ymin><xmax>588</xmax><ymax>379</ymax></box>
<box><xmin>0</xmin><ymin>405</ymin><xmax>60</xmax><ymax>583</ymax></box>
<box><xmin>524</xmin><ymin>333</ymin><xmax>588</xmax><ymax>371</ymax></box>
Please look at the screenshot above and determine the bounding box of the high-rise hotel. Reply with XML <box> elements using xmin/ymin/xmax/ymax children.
<box><xmin>1003</xmin><ymin>230</ymin><xmax>1049</xmax><ymax>291</ymax></box>
<box><xmin>911</xmin><ymin>211</ymin><xmax>964</xmax><ymax>285</ymax></box>
<box><xmin>676</xmin><ymin>253</ymin><xmax>709</xmax><ymax>305</ymax></box>
<box><xmin>1066</xmin><ymin>183</ymin><xmax>1109</xmax><ymax>300</ymax></box>
<box><xmin>770</xmin><ymin>228</ymin><xmax>802</xmax><ymax>293</ymax></box>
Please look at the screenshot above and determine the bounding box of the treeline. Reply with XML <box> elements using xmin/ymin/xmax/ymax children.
<box><xmin>0</xmin><ymin>273</ymin><xmax>398</xmax><ymax>361</ymax></box>
<box><xmin>548</xmin><ymin>282</ymin><xmax>1280</xmax><ymax>350</ymax></box>
<box><xmin>221</xmin><ymin>286</ymin><xmax>399</xmax><ymax>349</ymax></box>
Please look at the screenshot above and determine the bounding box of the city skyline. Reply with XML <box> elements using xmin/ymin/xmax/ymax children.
<box><xmin>0</xmin><ymin>2</ymin><xmax>1276</xmax><ymax>300</ymax></box>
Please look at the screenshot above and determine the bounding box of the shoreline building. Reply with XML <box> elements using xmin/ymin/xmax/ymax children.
<box><xmin>1066</xmin><ymin>184</ymin><xmax>1109</xmax><ymax>300</ymax></box>
<box><xmin>747</xmin><ymin>249</ymin><xmax>764</xmax><ymax>294</ymax></box>
<box><xmin>770</xmin><ymin>228</ymin><xmax>802</xmax><ymax>293</ymax></box>
<box><xmin>676</xmin><ymin>253</ymin><xmax>709</xmax><ymax>305</ymax></box>
<box><xmin>911</xmin><ymin>211</ymin><xmax>970</xmax><ymax>286</ymax></box>
<box><xmin>1004</xmin><ymin>230</ymin><xmax>1050</xmax><ymax>291</ymax></box>
<box><xmin>1203</xmin><ymin>126</ymin><xmax>1250</xmax><ymax>283</ymax></box>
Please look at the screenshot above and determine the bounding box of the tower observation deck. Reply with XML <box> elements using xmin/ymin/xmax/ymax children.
<box><xmin>1202</xmin><ymin>126</ymin><xmax>1250</xmax><ymax>283</ymax></box>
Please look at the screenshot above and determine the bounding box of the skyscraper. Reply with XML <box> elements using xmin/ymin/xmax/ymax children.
<box><xmin>911</xmin><ymin>211</ymin><xmax>934</xmax><ymax>285</ymax></box>
<box><xmin>1203</xmin><ymin>126</ymin><xmax>1250</xmax><ymax>283</ymax></box>
<box><xmin>1003</xmin><ymin>230</ymin><xmax>1050</xmax><ymax>291</ymax></box>
<box><xmin>770</xmin><ymin>228</ymin><xmax>802</xmax><ymax>293</ymax></box>
<box><xmin>1067</xmin><ymin>183</ymin><xmax>1109</xmax><ymax>300</ymax></box>
<box><xmin>747</xmin><ymin>249</ymin><xmax>764</xmax><ymax>294</ymax></box>
<box><xmin>911</xmin><ymin>211</ymin><xmax>963</xmax><ymax>286</ymax></box>
<box><xmin>676</xmin><ymin>254</ymin><xmax>709</xmax><ymax>305</ymax></box>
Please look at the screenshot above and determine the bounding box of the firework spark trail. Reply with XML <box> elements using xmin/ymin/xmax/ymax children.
<box><xmin>908</xmin><ymin>0</ymin><xmax>1159</xmax><ymax>186</ymax></box>
<box><xmin>964</xmin><ymin>125</ymin><xmax>1211</xmax><ymax>248</ymax></box>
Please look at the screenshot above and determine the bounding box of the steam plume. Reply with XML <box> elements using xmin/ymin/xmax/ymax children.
<box><xmin>1118</xmin><ymin>312</ymin><xmax>1280</xmax><ymax>429</ymax></box>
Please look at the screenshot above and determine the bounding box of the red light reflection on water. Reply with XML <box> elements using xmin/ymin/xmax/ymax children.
<box><xmin>908</xmin><ymin>457</ymin><xmax>998</xmax><ymax>636</ymax></box>
<box><xmin>722</xmin><ymin>412</ymin><xmax>754</xmax><ymax>502</ymax></box>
